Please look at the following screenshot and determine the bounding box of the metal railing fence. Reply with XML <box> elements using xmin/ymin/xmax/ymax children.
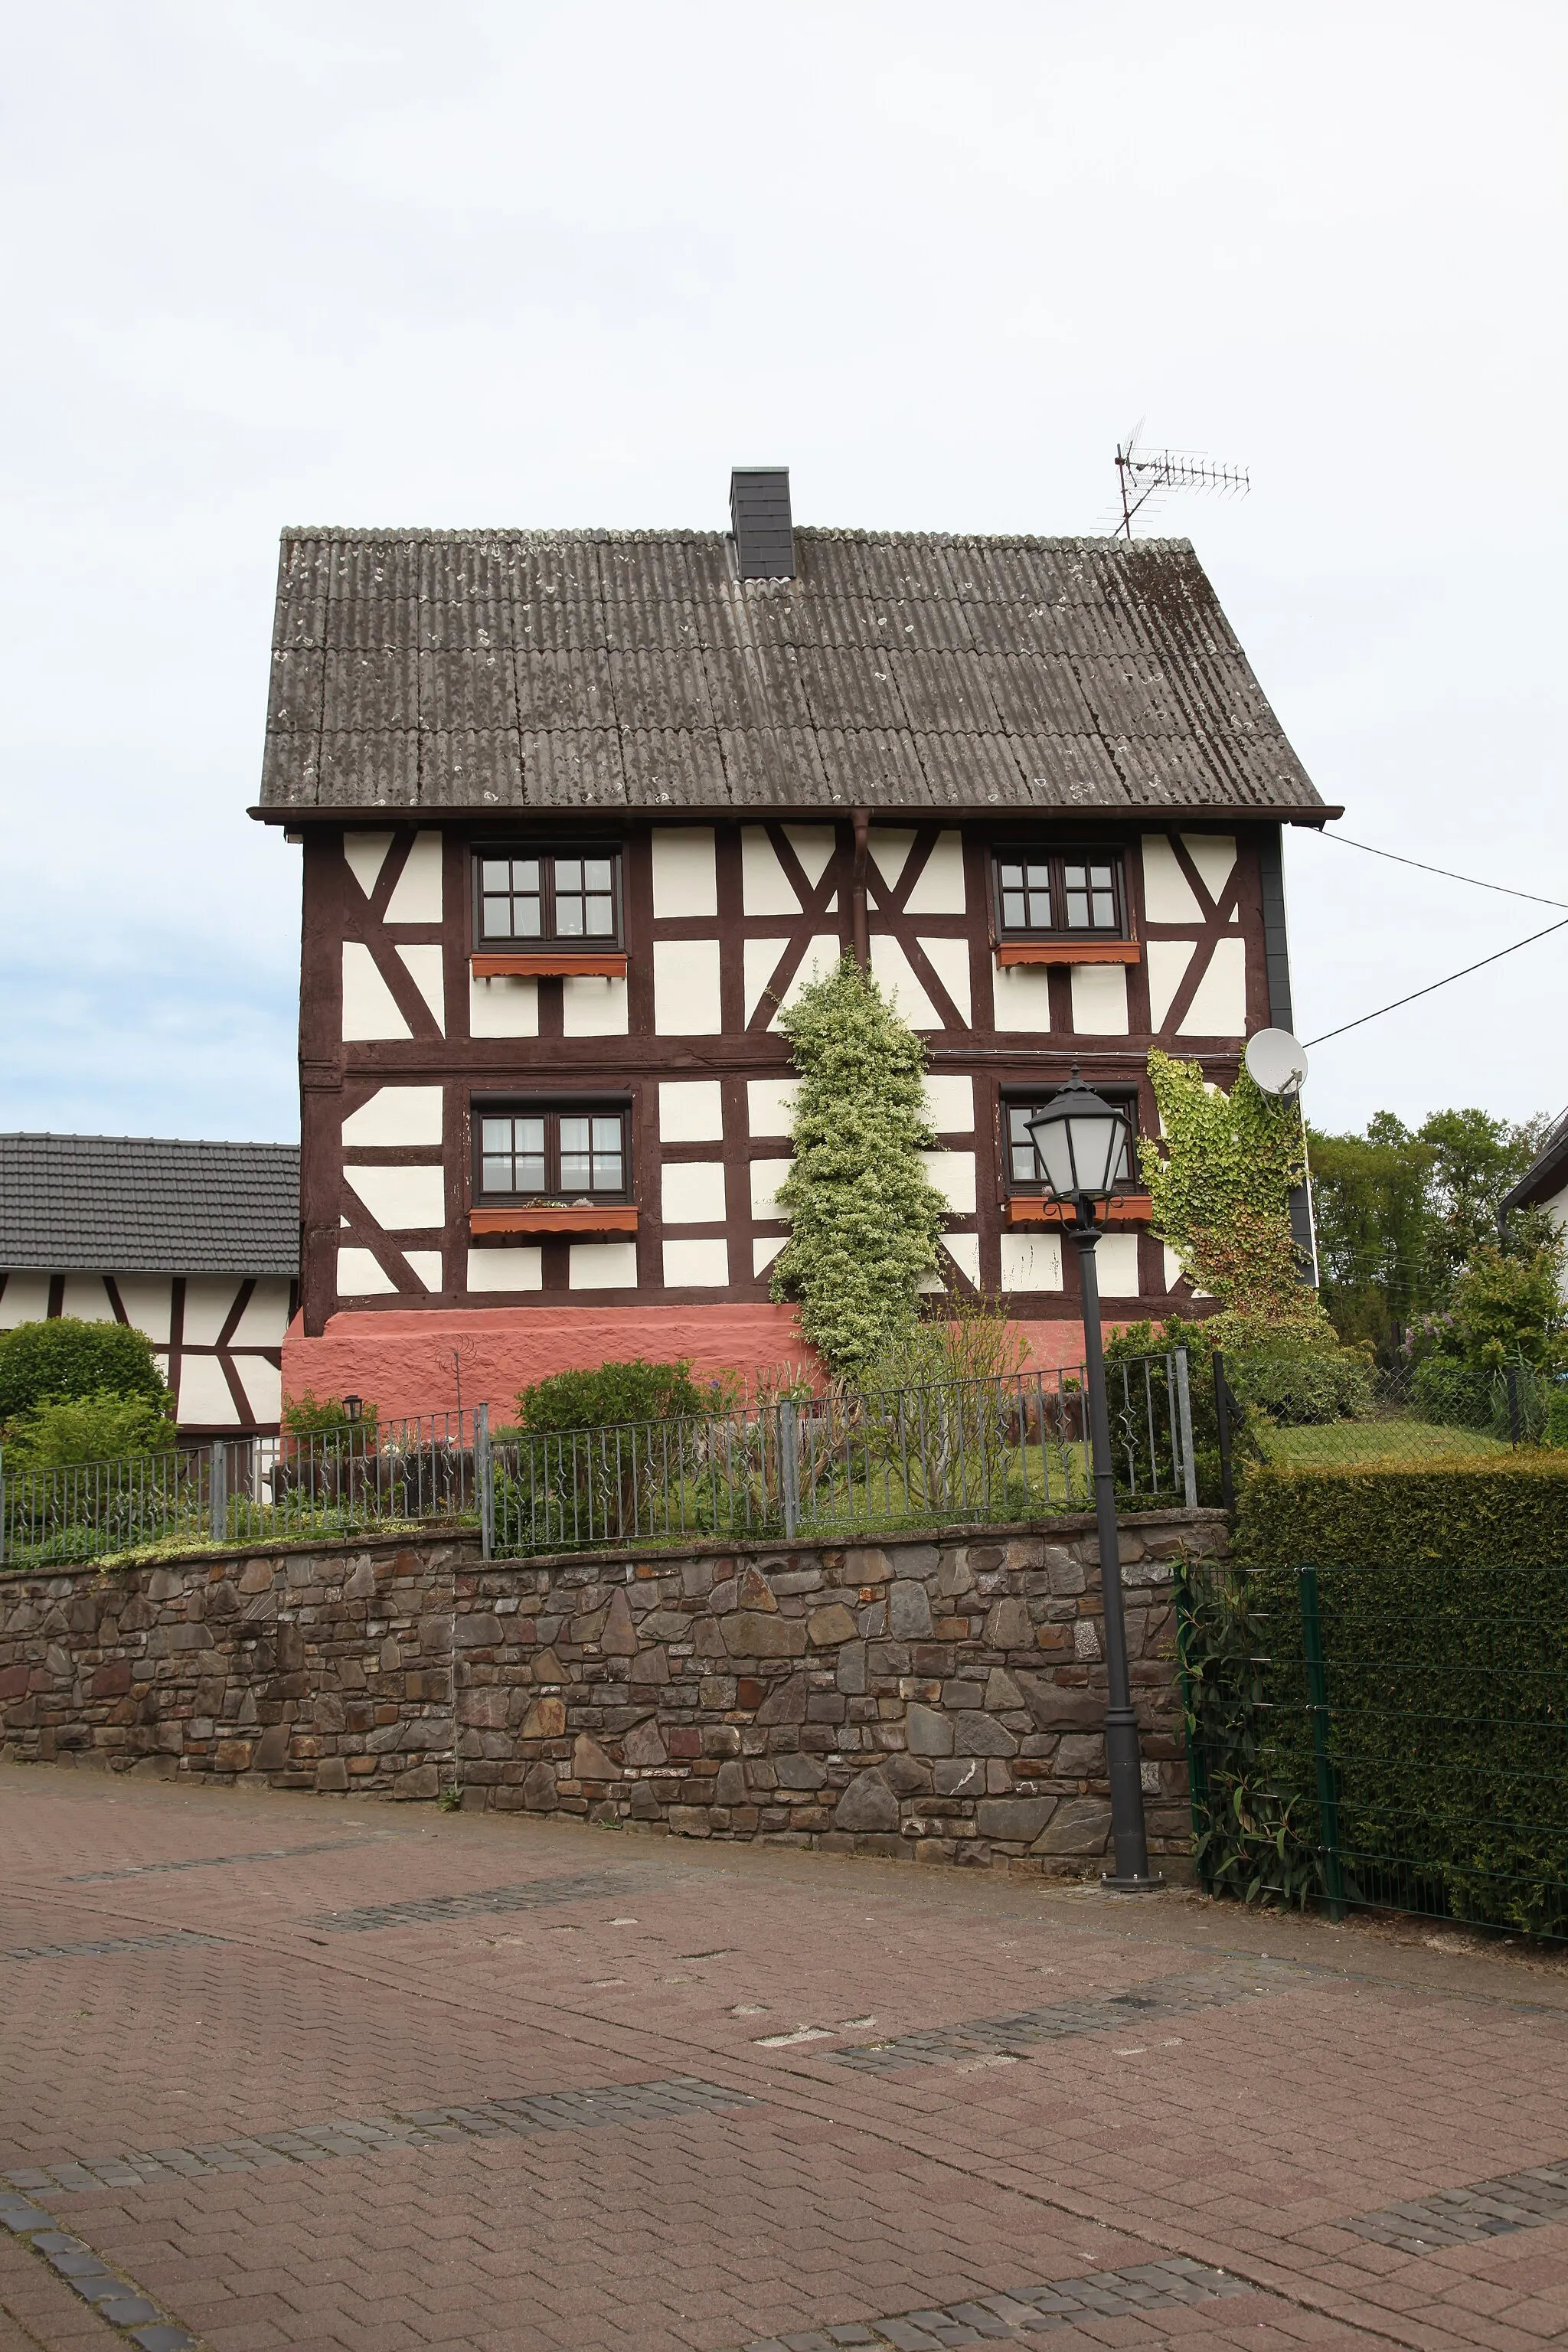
<box><xmin>0</xmin><ymin>1351</ymin><xmax>1196</xmax><ymax>1573</ymax></box>
<box><xmin>0</xmin><ymin>1410</ymin><xmax>484</xmax><ymax>1573</ymax></box>
<box><xmin>1178</xmin><ymin>1557</ymin><xmax>1568</xmax><ymax>1942</ymax></box>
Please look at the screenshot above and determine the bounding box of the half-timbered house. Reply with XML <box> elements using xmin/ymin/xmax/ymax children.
<box><xmin>254</xmin><ymin>469</ymin><xmax>1334</xmax><ymax>1416</ymax></box>
<box><xmin>0</xmin><ymin>1134</ymin><xmax>299</xmax><ymax>1433</ymax></box>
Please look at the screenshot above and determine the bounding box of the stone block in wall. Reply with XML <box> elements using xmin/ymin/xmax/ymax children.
<box><xmin>1034</xmin><ymin>1797</ymin><xmax>1112</xmax><ymax>1854</ymax></box>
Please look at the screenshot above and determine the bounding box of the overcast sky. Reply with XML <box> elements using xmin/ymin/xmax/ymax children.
<box><xmin>2</xmin><ymin>1</ymin><xmax>1563</xmax><ymax>1147</ymax></box>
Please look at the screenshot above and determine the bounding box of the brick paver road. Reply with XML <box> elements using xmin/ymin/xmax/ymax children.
<box><xmin>4</xmin><ymin>1764</ymin><xmax>1568</xmax><ymax>2352</ymax></box>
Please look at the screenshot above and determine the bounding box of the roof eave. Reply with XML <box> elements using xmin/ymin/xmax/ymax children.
<box><xmin>250</xmin><ymin>801</ymin><xmax>1341</xmax><ymax>829</ymax></box>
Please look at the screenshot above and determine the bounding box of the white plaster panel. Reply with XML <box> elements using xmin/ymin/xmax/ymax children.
<box><xmin>176</xmin><ymin>1354</ymin><xmax>241</xmax><ymax>1427</ymax></box>
<box><xmin>917</xmin><ymin>935</ymin><xmax>972</xmax><ymax>1024</ymax></box>
<box><xmin>229</xmin><ymin>1279</ymin><xmax>292</xmax><ymax>1348</ymax></box>
<box><xmin>562</xmin><ymin>975</ymin><xmax>629</xmax><ymax>1036</ymax></box>
<box><xmin>1182</xmin><ymin>833</ymin><xmax>1237</xmax><ymax>905</ymax></box>
<box><xmin>1093</xmin><ymin>1233</ymin><xmax>1143</xmax><ymax>1298</ymax></box>
<box><xmin>343</xmin><ymin>831</ymin><xmax>394</xmax><ymax>898</ymax></box>
<box><xmin>922</xmin><ymin>1075</ymin><xmax>975</xmax><ymax>1133</ymax></box>
<box><xmin>396</xmin><ymin>944</ymin><xmax>445</xmax><ymax>1034</ymax></box>
<box><xmin>903</xmin><ymin>831</ymin><xmax>967</xmax><ymax>915</ymax></box>
<box><xmin>343</xmin><ymin>1087</ymin><xmax>444</xmax><ymax>1147</ymax></box>
<box><xmin>1145</xmin><ymin>940</ymin><xmax>1196</xmax><ymax>1032</ymax></box>
<box><xmin>1070</xmin><ymin>962</ymin><xmax>1130</xmax><ymax>1036</ymax></box>
<box><xmin>749</xmin><ymin>1158</ymin><xmax>792</xmax><ymax>1221</ymax></box>
<box><xmin>569</xmin><ymin>1241</ymin><xmax>638</xmax><ymax>1290</ymax></box>
<box><xmin>786</xmin><ymin>825</ymin><xmax>836</xmax><ymax>887</ymax></box>
<box><xmin>1000</xmin><ymin>1232</ymin><xmax>1064</xmax><ymax>1292</ymax></box>
<box><xmin>868</xmin><ymin>828</ymin><xmax>915</xmax><ymax>893</ymax></box>
<box><xmin>661</xmin><ymin>1161</ymin><xmax>727</xmax><ymax>1223</ymax></box>
<box><xmin>941</xmin><ymin>1233</ymin><xmax>982</xmax><ymax>1285</ymax></box>
<box><xmin>237</xmin><ymin>1357</ymin><xmax>283</xmax><ymax>1427</ymax></box>
<box><xmin>337</xmin><ymin>1247</ymin><xmax>397</xmax><ymax>1297</ymax></box>
<box><xmin>467</xmin><ymin>1246</ymin><xmax>544</xmax><ymax>1292</ymax></box>
<box><xmin>869</xmin><ymin>936</ymin><xmax>940</xmax><ymax>1028</ymax></box>
<box><xmin>383</xmin><ymin>831</ymin><xmax>443</xmax><ymax>923</ymax></box>
<box><xmin>753</xmin><ymin>1236</ymin><xmax>785</xmax><ymax>1277</ymax></box>
<box><xmin>1160</xmin><ymin>1243</ymin><xmax>1212</xmax><ymax>1299</ymax></box>
<box><xmin>742</xmin><ymin>827</ymin><xmax>799</xmax><ymax>916</ymax></box>
<box><xmin>1140</xmin><ymin>835</ymin><xmax>1204</xmax><ymax>923</ymax></box>
<box><xmin>59</xmin><ymin>1276</ymin><xmax>116</xmax><ymax>1323</ymax></box>
<box><xmin>344</xmin><ymin>1164</ymin><xmax>446</xmax><ymax>1231</ymax></box>
<box><xmin>743</xmin><ymin>939</ymin><xmax>790</xmax><ymax>1024</ymax></box>
<box><xmin>652</xmin><ymin>827</ymin><xmax>717</xmax><ymax>917</ymax></box>
<box><xmin>342</xmin><ymin>942</ymin><xmax>412</xmax><ymax>1040</ymax></box>
<box><xmin>991</xmin><ymin>962</ymin><xmax>1052</xmax><ymax>1033</ymax></box>
<box><xmin>1178</xmin><ymin>937</ymin><xmax>1247</xmax><ymax>1036</ymax></box>
<box><xmin>658</xmin><ymin>1080</ymin><xmax>724</xmax><ymax>1142</ymax></box>
<box><xmin>0</xmin><ymin>1275</ymin><xmax>51</xmax><ymax>1328</ymax></box>
<box><xmin>469</xmin><ymin>973</ymin><xmax>538</xmax><ymax>1037</ymax></box>
<box><xmin>654</xmin><ymin>939</ymin><xmax>723</xmax><ymax>1034</ymax></box>
<box><xmin>663</xmin><ymin>1237</ymin><xmax>730</xmax><ymax>1288</ymax></box>
<box><xmin>181</xmin><ymin>1279</ymin><xmax>243</xmax><ymax>1346</ymax></box>
<box><xmin>402</xmin><ymin>1250</ymin><xmax>444</xmax><ymax>1292</ymax></box>
<box><xmin>921</xmin><ymin>1151</ymin><xmax>977</xmax><ymax>1214</ymax></box>
<box><xmin>747</xmin><ymin>1077</ymin><xmax>800</xmax><ymax>1137</ymax></box>
<box><xmin>771</xmin><ymin>936</ymin><xmax>841</xmax><ymax>1025</ymax></box>
<box><xmin>114</xmin><ymin>1276</ymin><xmax>174</xmax><ymax>1346</ymax></box>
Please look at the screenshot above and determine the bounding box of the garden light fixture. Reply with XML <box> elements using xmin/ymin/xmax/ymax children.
<box><xmin>1025</xmin><ymin>1075</ymin><xmax>1162</xmax><ymax>1893</ymax></box>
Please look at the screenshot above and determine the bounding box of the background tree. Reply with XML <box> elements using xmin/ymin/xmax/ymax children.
<box><xmin>770</xmin><ymin>957</ymin><xmax>948</xmax><ymax>1383</ymax></box>
<box><xmin>0</xmin><ymin>1317</ymin><xmax>170</xmax><ymax>1423</ymax></box>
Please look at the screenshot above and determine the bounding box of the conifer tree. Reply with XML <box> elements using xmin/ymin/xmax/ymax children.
<box><xmin>769</xmin><ymin>957</ymin><xmax>948</xmax><ymax>1380</ymax></box>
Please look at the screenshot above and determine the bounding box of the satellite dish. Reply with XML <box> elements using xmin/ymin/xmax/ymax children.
<box><xmin>1245</xmin><ymin>1028</ymin><xmax>1308</xmax><ymax>1099</ymax></box>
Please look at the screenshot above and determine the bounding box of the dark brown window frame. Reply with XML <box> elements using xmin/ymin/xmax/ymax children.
<box><xmin>472</xmin><ymin>844</ymin><xmax>626</xmax><ymax>951</ymax></box>
<box><xmin>999</xmin><ymin>1086</ymin><xmax>1140</xmax><ymax>1197</ymax></box>
<box><xmin>991</xmin><ymin>846</ymin><xmax>1129</xmax><ymax>941</ymax></box>
<box><xmin>472</xmin><ymin>1095</ymin><xmax>634</xmax><ymax>1206</ymax></box>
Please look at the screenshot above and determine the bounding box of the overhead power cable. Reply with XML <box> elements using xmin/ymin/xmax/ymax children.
<box><xmin>1321</xmin><ymin>831</ymin><xmax>1568</xmax><ymax>911</ymax></box>
<box><xmin>1305</xmin><ymin>917</ymin><xmax>1568</xmax><ymax>1047</ymax></box>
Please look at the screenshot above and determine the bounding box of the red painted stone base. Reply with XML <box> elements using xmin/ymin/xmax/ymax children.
<box><xmin>281</xmin><ymin>1302</ymin><xmax>1150</xmax><ymax>1418</ymax></box>
<box><xmin>283</xmin><ymin>1302</ymin><xmax>819</xmax><ymax>1422</ymax></box>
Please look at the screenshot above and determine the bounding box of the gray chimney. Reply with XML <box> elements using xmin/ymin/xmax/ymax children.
<box><xmin>730</xmin><ymin>467</ymin><xmax>794</xmax><ymax>580</ymax></box>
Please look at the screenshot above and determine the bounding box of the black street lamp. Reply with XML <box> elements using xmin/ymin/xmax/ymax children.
<box><xmin>1026</xmin><ymin>1073</ymin><xmax>1163</xmax><ymax>1893</ymax></box>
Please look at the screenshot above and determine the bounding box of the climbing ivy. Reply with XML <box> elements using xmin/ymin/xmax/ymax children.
<box><xmin>1139</xmin><ymin>1050</ymin><xmax>1311</xmax><ymax>1323</ymax></box>
<box><xmin>769</xmin><ymin>957</ymin><xmax>949</xmax><ymax>1382</ymax></box>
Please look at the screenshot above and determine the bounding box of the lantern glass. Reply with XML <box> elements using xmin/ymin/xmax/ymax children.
<box><xmin>1024</xmin><ymin>1085</ymin><xmax>1132</xmax><ymax>1210</ymax></box>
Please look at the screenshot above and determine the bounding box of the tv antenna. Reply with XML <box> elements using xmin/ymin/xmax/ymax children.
<box><xmin>1114</xmin><ymin>428</ymin><xmax>1250</xmax><ymax>539</ymax></box>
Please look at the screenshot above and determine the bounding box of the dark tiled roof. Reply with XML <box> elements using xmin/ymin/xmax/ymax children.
<box><xmin>1502</xmin><ymin>1113</ymin><xmax>1568</xmax><ymax>1217</ymax></box>
<box><xmin>257</xmin><ymin>528</ymin><xmax>1328</xmax><ymax>822</ymax></box>
<box><xmin>0</xmin><ymin>1135</ymin><xmax>299</xmax><ymax>1276</ymax></box>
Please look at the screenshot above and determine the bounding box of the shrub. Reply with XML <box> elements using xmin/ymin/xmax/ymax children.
<box><xmin>1549</xmin><ymin>1384</ymin><xmax>1568</xmax><ymax>1450</ymax></box>
<box><xmin>2</xmin><ymin>1388</ymin><xmax>179</xmax><ymax>1469</ymax></box>
<box><xmin>283</xmin><ymin>1392</ymin><xmax>380</xmax><ymax>1437</ymax></box>
<box><xmin>511</xmin><ymin>1358</ymin><xmax>719</xmax><ymax>1434</ymax></box>
<box><xmin>1410</xmin><ymin>1353</ymin><xmax>1495</xmax><ymax>1431</ymax></box>
<box><xmin>864</xmin><ymin>1284</ymin><xmax>1027</xmax><ymax>1396</ymax></box>
<box><xmin>1223</xmin><ymin>1328</ymin><xmax>1373</xmax><ymax>1425</ymax></box>
<box><xmin>0</xmin><ymin>1317</ymin><xmax>168</xmax><ymax>1421</ymax></box>
<box><xmin>1235</xmin><ymin>1454</ymin><xmax>1568</xmax><ymax>1570</ymax></box>
<box><xmin>769</xmin><ymin>956</ymin><xmax>948</xmax><ymax>1380</ymax></box>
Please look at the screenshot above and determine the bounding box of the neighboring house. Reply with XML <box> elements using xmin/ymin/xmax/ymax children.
<box><xmin>1502</xmin><ymin>1116</ymin><xmax>1568</xmax><ymax>1296</ymax></box>
<box><xmin>253</xmin><ymin>467</ymin><xmax>1334</xmax><ymax>1413</ymax></box>
<box><xmin>0</xmin><ymin>1135</ymin><xmax>299</xmax><ymax>1434</ymax></box>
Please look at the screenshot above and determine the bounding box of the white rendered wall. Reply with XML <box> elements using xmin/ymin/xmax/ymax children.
<box><xmin>343</xmin><ymin>1087</ymin><xmax>444</xmax><ymax>1146</ymax></box>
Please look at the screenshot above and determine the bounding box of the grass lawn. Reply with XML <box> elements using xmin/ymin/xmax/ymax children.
<box><xmin>1257</xmin><ymin>1416</ymin><xmax>1511</xmax><ymax>1468</ymax></box>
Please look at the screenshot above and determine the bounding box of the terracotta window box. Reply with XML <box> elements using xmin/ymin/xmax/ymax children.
<box><xmin>1005</xmin><ymin>1194</ymin><xmax>1152</xmax><ymax>1227</ymax></box>
<box><xmin>471</xmin><ymin>951</ymin><xmax>628</xmax><ymax>980</ymax></box>
<box><xmin>470</xmin><ymin>1204</ymin><xmax>639</xmax><ymax>1236</ymax></box>
<box><xmin>995</xmin><ymin>939</ymin><xmax>1141</xmax><ymax>966</ymax></box>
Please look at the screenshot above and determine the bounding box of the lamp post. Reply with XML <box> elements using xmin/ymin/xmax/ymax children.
<box><xmin>1026</xmin><ymin>1075</ymin><xmax>1162</xmax><ymax>1893</ymax></box>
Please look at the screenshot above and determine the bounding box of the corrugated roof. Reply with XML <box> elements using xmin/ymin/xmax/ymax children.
<box><xmin>0</xmin><ymin>1136</ymin><xmax>299</xmax><ymax>1276</ymax></box>
<box><xmin>256</xmin><ymin>527</ymin><xmax>1328</xmax><ymax>822</ymax></box>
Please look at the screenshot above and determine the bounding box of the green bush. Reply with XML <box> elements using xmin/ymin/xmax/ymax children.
<box><xmin>511</xmin><ymin>1358</ymin><xmax>723</xmax><ymax>1434</ymax></box>
<box><xmin>1225</xmin><ymin>1331</ymin><xmax>1372</xmax><ymax>1425</ymax></box>
<box><xmin>1181</xmin><ymin>1554</ymin><xmax>1568</xmax><ymax>1938</ymax></box>
<box><xmin>2</xmin><ymin>1388</ymin><xmax>180</xmax><ymax>1469</ymax></box>
<box><xmin>1548</xmin><ymin>1385</ymin><xmax>1568</xmax><ymax>1449</ymax></box>
<box><xmin>283</xmin><ymin>1391</ymin><xmax>381</xmax><ymax>1436</ymax></box>
<box><xmin>1236</xmin><ymin>1453</ymin><xmax>1568</xmax><ymax>1570</ymax></box>
<box><xmin>1410</xmin><ymin>1352</ymin><xmax>1495</xmax><ymax>1430</ymax></box>
<box><xmin>0</xmin><ymin>1318</ymin><xmax>168</xmax><ymax>1421</ymax></box>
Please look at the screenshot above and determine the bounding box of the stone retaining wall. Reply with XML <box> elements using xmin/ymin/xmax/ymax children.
<box><xmin>0</xmin><ymin>1508</ymin><xmax>1227</xmax><ymax>1874</ymax></box>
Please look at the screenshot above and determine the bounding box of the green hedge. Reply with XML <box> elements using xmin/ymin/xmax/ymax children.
<box><xmin>1236</xmin><ymin>1452</ymin><xmax>1568</xmax><ymax>1570</ymax></box>
<box><xmin>1181</xmin><ymin>1555</ymin><xmax>1568</xmax><ymax>1939</ymax></box>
